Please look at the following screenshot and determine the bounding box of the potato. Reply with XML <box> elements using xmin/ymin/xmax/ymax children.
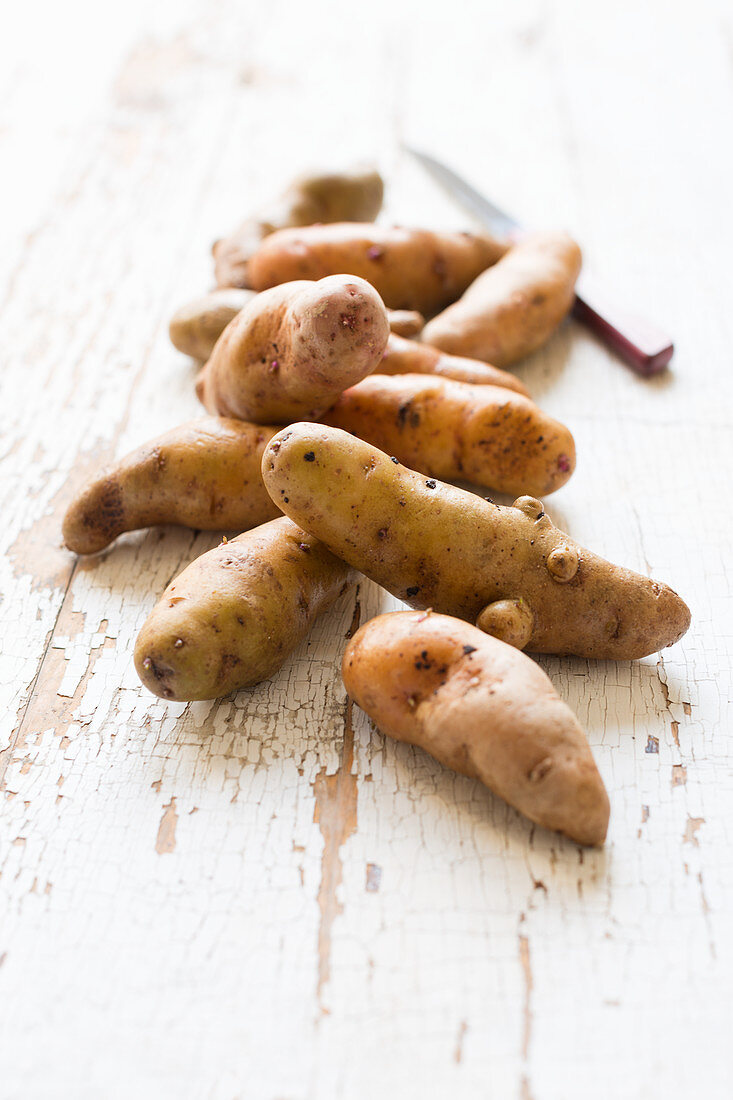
<box><xmin>385</xmin><ymin>310</ymin><xmax>425</xmax><ymax>338</ymax></box>
<box><xmin>247</xmin><ymin>224</ymin><xmax>508</xmax><ymax>314</ymax></box>
<box><xmin>134</xmin><ymin>517</ymin><xmax>355</xmax><ymax>700</ymax></box>
<box><xmin>343</xmin><ymin>611</ymin><xmax>610</xmax><ymax>845</ymax></box>
<box><xmin>323</xmin><ymin>373</ymin><xmax>573</xmax><ymax>497</ymax></box>
<box><xmin>169</xmin><ymin>288</ymin><xmax>255</xmax><ymax>361</ymax></box>
<box><xmin>261</xmin><ymin>424</ymin><xmax>691</xmax><ymax>660</ymax></box>
<box><xmin>377</xmin><ymin>333</ymin><xmax>530</xmax><ymax>393</ymax></box>
<box><xmin>213</xmin><ymin>166</ymin><xmax>384</xmax><ymax>288</ymax></box>
<box><xmin>197</xmin><ymin>275</ymin><xmax>390</xmax><ymax>423</ymax></box>
<box><xmin>62</xmin><ymin>418</ymin><xmax>281</xmax><ymax>554</ymax></box>
<box><xmin>422</xmin><ymin>232</ymin><xmax>582</xmax><ymax>367</ymax></box>
<box><xmin>168</xmin><ymin>295</ymin><xmax>418</xmax><ymax>367</ymax></box>
<box><xmin>169</xmin><ymin>295</ymin><xmax>424</xmax><ymax>367</ymax></box>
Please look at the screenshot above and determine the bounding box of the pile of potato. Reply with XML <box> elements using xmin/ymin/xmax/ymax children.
<box><xmin>63</xmin><ymin>167</ymin><xmax>690</xmax><ymax>847</ymax></box>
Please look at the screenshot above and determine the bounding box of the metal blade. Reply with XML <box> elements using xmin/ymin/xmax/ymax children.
<box><xmin>404</xmin><ymin>146</ymin><xmax>521</xmax><ymax>238</ymax></box>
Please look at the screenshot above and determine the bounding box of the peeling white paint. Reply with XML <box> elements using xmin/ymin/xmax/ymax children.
<box><xmin>1</xmin><ymin>2</ymin><xmax>732</xmax><ymax>1098</ymax></box>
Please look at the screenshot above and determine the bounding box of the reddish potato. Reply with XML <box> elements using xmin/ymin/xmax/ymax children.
<box><xmin>197</xmin><ymin>275</ymin><xmax>389</xmax><ymax>423</ymax></box>
<box><xmin>422</xmin><ymin>232</ymin><xmax>582</xmax><ymax>367</ymax></box>
<box><xmin>377</xmin><ymin>334</ymin><xmax>529</xmax><ymax>392</ymax></box>
<box><xmin>343</xmin><ymin>611</ymin><xmax>610</xmax><ymax>845</ymax></box>
<box><xmin>324</xmin><ymin>373</ymin><xmax>574</xmax><ymax>497</ymax></box>
<box><xmin>247</xmin><ymin>223</ymin><xmax>507</xmax><ymax>314</ymax></box>
<box><xmin>385</xmin><ymin>310</ymin><xmax>425</xmax><ymax>338</ymax></box>
<box><xmin>213</xmin><ymin>166</ymin><xmax>384</xmax><ymax>288</ymax></box>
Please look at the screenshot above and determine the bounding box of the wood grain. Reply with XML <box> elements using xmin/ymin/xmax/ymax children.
<box><xmin>1</xmin><ymin>1</ymin><xmax>732</xmax><ymax>1097</ymax></box>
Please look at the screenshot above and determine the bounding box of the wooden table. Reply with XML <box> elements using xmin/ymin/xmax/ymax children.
<box><xmin>2</xmin><ymin>1</ymin><xmax>731</xmax><ymax>1096</ymax></box>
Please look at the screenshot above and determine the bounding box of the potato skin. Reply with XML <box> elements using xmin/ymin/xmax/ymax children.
<box><xmin>377</xmin><ymin>334</ymin><xmax>529</xmax><ymax>393</ymax></box>
<box><xmin>213</xmin><ymin>166</ymin><xmax>384</xmax><ymax>289</ymax></box>
<box><xmin>168</xmin><ymin>294</ymin><xmax>417</xmax><ymax>364</ymax></box>
<box><xmin>261</xmin><ymin>424</ymin><xmax>691</xmax><ymax>660</ymax></box>
<box><xmin>62</xmin><ymin>418</ymin><xmax>281</xmax><ymax>554</ymax></box>
<box><xmin>134</xmin><ymin>517</ymin><xmax>355</xmax><ymax>700</ymax></box>
<box><xmin>197</xmin><ymin>275</ymin><xmax>389</xmax><ymax>423</ymax></box>
<box><xmin>323</xmin><ymin>373</ymin><xmax>574</xmax><ymax>497</ymax></box>
<box><xmin>385</xmin><ymin>310</ymin><xmax>425</xmax><ymax>338</ymax></box>
<box><xmin>344</xmin><ymin>611</ymin><xmax>609</xmax><ymax>845</ymax></box>
<box><xmin>247</xmin><ymin>224</ymin><xmax>508</xmax><ymax>314</ymax></box>
<box><xmin>169</xmin><ymin>288</ymin><xmax>255</xmax><ymax>361</ymax></box>
<box><xmin>422</xmin><ymin>232</ymin><xmax>582</xmax><ymax>367</ymax></box>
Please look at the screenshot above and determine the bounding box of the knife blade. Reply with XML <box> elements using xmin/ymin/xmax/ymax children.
<box><xmin>405</xmin><ymin>146</ymin><xmax>674</xmax><ymax>376</ymax></box>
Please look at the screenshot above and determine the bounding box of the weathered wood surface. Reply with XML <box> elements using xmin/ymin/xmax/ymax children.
<box><xmin>1</xmin><ymin>1</ymin><xmax>731</xmax><ymax>1097</ymax></box>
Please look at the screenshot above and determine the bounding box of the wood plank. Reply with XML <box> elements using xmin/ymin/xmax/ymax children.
<box><xmin>1</xmin><ymin>0</ymin><xmax>731</xmax><ymax>1096</ymax></box>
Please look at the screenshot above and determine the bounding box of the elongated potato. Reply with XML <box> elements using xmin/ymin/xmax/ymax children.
<box><xmin>135</xmin><ymin>517</ymin><xmax>355</xmax><ymax>700</ymax></box>
<box><xmin>323</xmin><ymin>373</ymin><xmax>573</xmax><ymax>496</ymax></box>
<box><xmin>213</xmin><ymin>166</ymin><xmax>384</xmax><ymax>288</ymax></box>
<box><xmin>197</xmin><ymin>275</ymin><xmax>389</xmax><ymax>423</ymax></box>
<box><xmin>169</xmin><ymin>295</ymin><xmax>413</xmax><ymax>365</ymax></box>
<box><xmin>169</xmin><ymin>288</ymin><xmax>255</xmax><ymax>360</ymax></box>
<box><xmin>344</xmin><ymin>611</ymin><xmax>610</xmax><ymax>845</ymax></box>
<box><xmin>261</xmin><ymin>424</ymin><xmax>690</xmax><ymax>660</ymax></box>
<box><xmin>422</xmin><ymin>232</ymin><xmax>582</xmax><ymax>367</ymax></box>
<box><xmin>247</xmin><ymin>224</ymin><xmax>507</xmax><ymax>314</ymax></box>
<box><xmin>377</xmin><ymin>334</ymin><xmax>530</xmax><ymax>393</ymax></box>
<box><xmin>63</xmin><ymin>418</ymin><xmax>281</xmax><ymax>554</ymax></box>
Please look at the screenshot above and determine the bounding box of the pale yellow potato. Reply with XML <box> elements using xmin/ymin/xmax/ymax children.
<box><xmin>169</xmin><ymin>288</ymin><xmax>255</xmax><ymax>360</ymax></box>
<box><xmin>261</xmin><ymin>423</ymin><xmax>691</xmax><ymax>661</ymax></box>
<box><xmin>343</xmin><ymin>611</ymin><xmax>610</xmax><ymax>846</ymax></box>
<box><xmin>422</xmin><ymin>232</ymin><xmax>582</xmax><ymax>367</ymax></box>
<box><xmin>135</xmin><ymin>517</ymin><xmax>355</xmax><ymax>700</ymax></box>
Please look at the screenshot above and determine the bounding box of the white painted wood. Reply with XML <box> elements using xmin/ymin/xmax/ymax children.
<box><xmin>1</xmin><ymin>0</ymin><xmax>732</xmax><ymax>1097</ymax></box>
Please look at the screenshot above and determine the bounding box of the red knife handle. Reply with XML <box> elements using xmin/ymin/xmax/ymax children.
<box><xmin>572</xmin><ymin>274</ymin><xmax>674</xmax><ymax>377</ymax></box>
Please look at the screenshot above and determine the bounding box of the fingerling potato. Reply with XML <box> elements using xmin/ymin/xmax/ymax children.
<box><xmin>385</xmin><ymin>310</ymin><xmax>425</xmax><ymax>338</ymax></box>
<box><xmin>261</xmin><ymin>424</ymin><xmax>690</xmax><ymax>661</ymax></box>
<box><xmin>377</xmin><ymin>334</ymin><xmax>529</xmax><ymax>392</ymax></box>
<box><xmin>323</xmin><ymin>373</ymin><xmax>574</xmax><ymax>497</ymax></box>
<box><xmin>135</xmin><ymin>517</ymin><xmax>355</xmax><ymax>700</ymax></box>
<box><xmin>169</xmin><ymin>288</ymin><xmax>255</xmax><ymax>361</ymax></box>
<box><xmin>62</xmin><ymin>418</ymin><xmax>281</xmax><ymax>554</ymax></box>
<box><xmin>213</xmin><ymin>166</ymin><xmax>384</xmax><ymax>288</ymax></box>
<box><xmin>197</xmin><ymin>275</ymin><xmax>389</xmax><ymax>423</ymax></box>
<box><xmin>247</xmin><ymin>224</ymin><xmax>507</xmax><ymax>314</ymax></box>
<box><xmin>344</xmin><ymin>611</ymin><xmax>610</xmax><ymax>845</ymax></box>
<box><xmin>422</xmin><ymin>232</ymin><xmax>582</xmax><ymax>367</ymax></box>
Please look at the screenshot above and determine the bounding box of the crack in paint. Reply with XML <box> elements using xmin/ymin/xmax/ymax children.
<box><xmin>518</xmin><ymin>908</ymin><xmax>537</xmax><ymax>1098</ymax></box>
<box><xmin>312</xmin><ymin>696</ymin><xmax>359</xmax><ymax>1012</ymax></box>
<box><xmin>454</xmin><ymin>1019</ymin><xmax>468</xmax><ymax>1064</ymax></box>
<box><xmin>519</xmin><ymin>927</ymin><xmax>533</xmax><ymax>1063</ymax></box>
<box><xmin>344</xmin><ymin>584</ymin><xmax>361</xmax><ymax>639</ymax></box>
<box><xmin>155</xmin><ymin>796</ymin><xmax>178</xmax><ymax>854</ymax></box>
<box><xmin>683</xmin><ymin>815</ymin><xmax>705</xmax><ymax>846</ymax></box>
<box><xmin>697</xmin><ymin>872</ymin><xmax>717</xmax><ymax>960</ymax></box>
<box><xmin>520</xmin><ymin>1076</ymin><xmax>536</xmax><ymax>1100</ymax></box>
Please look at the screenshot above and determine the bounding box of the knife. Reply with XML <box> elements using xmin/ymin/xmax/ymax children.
<box><xmin>405</xmin><ymin>147</ymin><xmax>674</xmax><ymax>377</ymax></box>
